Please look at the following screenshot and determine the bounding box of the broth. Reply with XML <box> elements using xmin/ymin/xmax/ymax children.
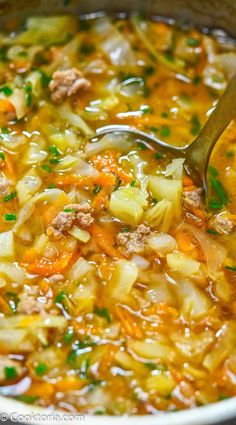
<box><xmin>0</xmin><ymin>14</ymin><xmax>235</xmax><ymax>414</ymax></box>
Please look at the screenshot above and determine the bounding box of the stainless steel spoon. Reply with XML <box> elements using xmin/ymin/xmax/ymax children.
<box><xmin>93</xmin><ymin>73</ymin><xmax>236</xmax><ymax>191</ymax></box>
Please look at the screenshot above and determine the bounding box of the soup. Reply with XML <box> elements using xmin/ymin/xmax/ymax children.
<box><xmin>0</xmin><ymin>13</ymin><xmax>236</xmax><ymax>415</ymax></box>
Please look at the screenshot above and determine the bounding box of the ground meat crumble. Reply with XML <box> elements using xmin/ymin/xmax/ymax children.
<box><xmin>49</xmin><ymin>68</ymin><xmax>91</xmax><ymax>103</ymax></box>
<box><xmin>47</xmin><ymin>202</ymin><xmax>94</xmax><ymax>239</ymax></box>
<box><xmin>210</xmin><ymin>211</ymin><xmax>234</xmax><ymax>235</ymax></box>
<box><xmin>116</xmin><ymin>224</ymin><xmax>151</xmax><ymax>254</ymax></box>
<box><xmin>182</xmin><ymin>188</ymin><xmax>203</xmax><ymax>210</ymax></box>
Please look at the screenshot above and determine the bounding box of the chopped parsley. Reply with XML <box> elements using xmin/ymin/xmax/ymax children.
<box><xmin>160</xmin><ymin>125</ymin><xmax>171</xmax><ymax>138</ymax></box>
<box><xmin>113</xmin><ymin>179</ymin><xmax>122</xmax><ymax>191</ymax></box>
<box><xmin>49</xmin><ymin>145</ymin><xmax>60</xmax><ymax>156</ymax></box>
<box><xmin>3</xmin><ymin>192</ymin><xmax>17</xmax><ymax>202</ymax></box>
<box><xmin>190</xmin><ymin>115</ymin><xmax>201</xmax><ymax>136</ymax></box>
<box><xmin>0</xmin><ymin>86</ymin><xmax>13</xmax><ymax>96</ymax></box>
<box><xmin>208</xmin><ymin>166</ymin><xmax>228</xmax><ymax>210</ymax></box>
<box><xmin>206</xmin><ymin>228</ymin><xmax>218</xmax><ymax>235</ymax></box>
<box><xmin>63</xmin><ymin>328</ymin><xmax>74</xmax><ymax>344</ymax></box>
<box><xmin>35</xmin><ymin>363</ymin><xmax>48</xmax><ymax>376</ymax></box>
<box><xmin>225</xmin><ymin>265</ymin><xmax>236</xmax><ymax>272</ymax></box>
<box><xmin>93</xmin><ymin>184</ymin><xmax>102</xmax><ymax>195</ymax></box>
<box><xmin>140</xmin><ymin>104</ymin><xmax>153</xmax><ymax>114</ymax></box>
<box><xmin>94</xmin><ymin>306</ymin><xmax>111</xmax><ymax>323</ymax></box>
<box><xmin>137</xmin><ymin>142</ymin><xmax>148</xmax><ymax>150</ymax></box>
<box><xmin>49</xmin><ymin>158</ymin><xmax>60</xmax><ymax>164</ymax></box>
<box><xmin>0</xmin><ymin>152</ymin><xmax>5</xmax><ymax>160</ymax></box>
<box><xmin>186</xmin><ymin>37</ymin><xmax>200</xmax><ymax>47</ymax></box>
<box><xmin>40</xmin><ymin>70</ymin><xmax>51</xmax><ymax>88</ymax></box>
<box><xmin>193</xmin><ymin>75</ymin><xmax>202</xmax><ymax>85</ymax></box>
<box><xmin>79</xmin><ymin>43</ymin><xmax>95</xmax><ymax>55</ymax></box>
<box><xmin>24</xmin><ymin>84</ymin><xmax>32</xmax><ymax>108</ymax></box>
<box><xmin>154</xmin><ymin>152</ymin><xmax>163</xmax><ymax>160</ymax></box>
<box><xmin>4</xmin><ymin>366</ymin><xmax>17</xmax><ymax>380</ymax></box>
<box><xmin>41</xmin><ymin>164</ymin><xmax>52</xmax><ymax>173</ymax></box>
<box><xmin>4</xmin><ymin>213</ymin><xmax>17</xmax><ymax>221</ymax></box>
<box><xmin>56</xmin><ymin>290</ymin><xmax>67</xmax><ymax>304</ymax></box>
<box><xmin>130</xmin><ymin>180</ymin><xmax>136</xmax><ymax>187</ymax></box>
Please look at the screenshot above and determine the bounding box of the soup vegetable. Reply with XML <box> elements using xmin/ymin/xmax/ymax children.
<box><xmin>0</xmin><ymin>14</ymin><xmax>236</xmax><ymax>415</ymax></box>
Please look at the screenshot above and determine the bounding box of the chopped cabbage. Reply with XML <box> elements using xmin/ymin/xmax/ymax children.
<box><xmin>69</xmin><ymin>226</ymin><xmax>91</xmax><ymax>243</ymax></box>
<box><xmin>8</xmin><ymin>88</ymin><xmax>28</xmax><ymax>119</ymax></box>
<box><xmin>167</xmin><ymin>251</ymin><xmax>200</xmax><ymax>276</ymax></box>
<box><xmin>0</xmin><ymin>231</ymin><xmax>14</xmax><ymax>258</ymax></box>
<box><xmin>165</xmin><ymin>158</ymin><xmax>185</xmax><ymax>179</ymax></box>
<box><xmin>174</xmin><ymin>278</ymin><xmax>211</xmax><ymax>320</ymax></box>
<box><xmin>93</xmin><ymin>17</ymin><xmax>136</xmax><ymax>66</ymax></box>
<box><xmin>109</xmin><ymin>186</ymin><xmax>148</xmax><ymax>226</ymax></box>
<box><xmin>0</xmin><ymin>262</ymin><xmax>25</xmax><ymax>284</ymax></box>
<box><xmin>149</xmin><ymin>176</ymin><xmax>183</xmax><ymax>219</ymax></box>
<box><xmin>109</xmin><ymin>260</ymin><xmax>138</xmax><ymax>301</ymax></box>
<box><xmin>67</xmin><ymin>257</ymin><xmax>95</xmax><ymax>283</ymax></box>
<box><xmin>203</xmin><ymin>322</ymin><xmax>236</xmax><ymax>372</ymax></box>
<box><xmin>147</xmin><ymin>233</ymin><xmax>177</xmax><ymax>255</ymax></box>
<box><xmin>128</xmin><ymin>339</ymin><xmax>174</xmax><ymax>361</ymax></box>
<box><xmin>144</xmin><ymin>199</ymin><xmax>173</xmax><ymax>232</ymax></box>
<box><xmin>85</xmin><ymin>133</ymin><xmax>133</xmax><ymax>157</ymax></box>
<box><xmin>16</xmin><ymin>170</ymin><xmax>42</xmax><ymax>205</ymax></box>
<box><xmin>146</xmin><ymin>372</ymin><xmax>175</xmax><ymax>396</ymax></box>
<box><xmin>15</xmin><ymin>16</ymin><xmax>77</xmax><ymax>46</ymax></box>
<box><xmin>59</xmin><ymin>104</ymin><xmax>94</xmax><ymax>137</ymax></box>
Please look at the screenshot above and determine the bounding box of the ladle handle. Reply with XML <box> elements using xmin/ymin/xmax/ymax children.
<box><xmin>186</xmin><ymin>73</ymin><xmax>236</xmax><ymax>186</ymax></box>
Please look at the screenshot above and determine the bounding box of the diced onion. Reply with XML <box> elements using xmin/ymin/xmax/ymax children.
<box><xmin>147</xmin><ymin>233</ymin><xmax>177</xmax><ymax>255</ymax></box>
<box><xmin>167</xmin><ymin>251</ymin><xmax>200</xmax><ymax>276</ymax></box>
<box><xmin>69</xmin><ymin>226</ymin><xmax>91</xmax><ymax>243</ymax></box>
<box><xmin>0</xmin><ymin>231</ymin><xmax>15</xmax><ymax>258</ymax></box>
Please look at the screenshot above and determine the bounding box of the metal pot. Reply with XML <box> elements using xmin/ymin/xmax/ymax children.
<box><xmin>0</xmin><ymin>1</ymin><xmax>236</xmax><ymax>424</ymax></box>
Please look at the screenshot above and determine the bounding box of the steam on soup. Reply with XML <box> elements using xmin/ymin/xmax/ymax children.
<box><xmin>0</xmin><ymin>13</ymin><xmax>235</xmax><ymax>414</ymax></box>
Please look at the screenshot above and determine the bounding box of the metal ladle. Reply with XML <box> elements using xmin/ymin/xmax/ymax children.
<box><xmin>93</xmin><ymin>73</ymin><xmax>236</xmax><ymax>191</ymax></box>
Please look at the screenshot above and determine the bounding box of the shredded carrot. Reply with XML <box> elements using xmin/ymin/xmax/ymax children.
<box><xmin>0</xmin><ymin>99</ymin><xmax>15</xmax><ymax>114</ymax></box>
<box><xmin>0</xmin><ymin>295</ymin><xmax>12</xmax><ymax>315</ymax></box>
<box><xmin>3</xmin><ymin>153</ymin><xmax>16</xmax><ymax>180</ymax></box>
<box><xmin>39</xmin><ymin>280</ymin><xmax>50</xmax><ymax>295</ymax></box>
<box><xmin>116</xmin><ymin>305</ymin><xmax>143</xmax><ymax>339</ymax></box>
<box><xmin>92</xmin><ymin>152</ymin><xmax>132</xmax><ymax>184</ymax></box>
<box><xmin>183</xmin><ymin>176</ymin><xmax>195</xmax><ymax>187</ymax></box>
<box><xmin>24</xmin><ymin>251</ymin><xmax>77</xmax><ymax>277</ymax></box>
<box><xmin>90</xmin><ymin>223</ymin><xmax>123</xmax><ymax>259</ymax></box>
<box><xmin>94</xmin><ymin>172</ymin><xmax>116</xmax><ymax>188</ymax></box>
<box><xmin>175</xmin><ymin>230</ymin><xmax>196</xmax><ymax>252</ymax></box>
<box><xmin>54</xmin><ymin>174</ymin><xmax>92</xmax><ymax>188</ymax></box>
<box><xmin>91</xmin><ymin>187</ymin><xmax>109</xmax><ymax>210</ymax></box>
<box><xmin>99</xmin><ymin>344</ymin><xmax>117</xmax><ymax>375</ymax></box>
<box><xmin>26</xmin><ymin>382</ymin><xmax>54</xmax><ymax>398</ymax></box>
<box><xmin>55</xmin><ymin>376</ymin><xmax>87</xmax><ymax>392</ymax></box>
<box><xmin>42</xmin><ymin>193</ymin><xmax>69</xmax><ymax>226</ymax></box>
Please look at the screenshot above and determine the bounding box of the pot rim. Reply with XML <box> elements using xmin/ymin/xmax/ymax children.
<box><xmin>0</xmin><ymin>395</ymin><xmax>236</xmax><ymax>424</ymax></box>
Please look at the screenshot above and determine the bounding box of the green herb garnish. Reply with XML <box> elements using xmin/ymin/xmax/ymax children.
<box><xmin>140</xmin><ymin>104</ymin><xmax>153</xmax><ymax>114</ymax></box>
<box><xmin>55</xmin><ymin>290</ymin><xmax>67</xmax><ymax>304</ymax></box>
<box><xmin>4</xmin><ymin>213</ymin><xmax>16</xmax><ymax>221</ymax></box>
<box><xmin>24</xmin><ymin>84</ymin><xmax>32</xmax><ymax>108</ymax></box>
<box><xmin>49</xmin><ymin>145</ymin><xmax>60</xmax><ymax>156</ymax></box>
<box><xmin>206</xmin><ymin>228</ymin><xmax>218</xmax><ymax>235</ymax></box>
<box><xmin>35</xmin><ymin>363</ymin><xmax>48</xmax><ymax>376</ymax></box>
<box><xmin>79</xmin><ymin>43</ymin><xmax>95</xmax><ymax>55</ymax></box>
<box><xmin>113</xmin><ymin>179</ymin><xmax>122</xmax><ymax>191</ymax></box>
<box><xmin>40</xmin><ymin>70</ymin><xmax>51</xmax><ymax>88</ymax></box>
<box><xmin>137</xmin><ymin>142</ymin><xmax>148</xmax><ymax>150</ymax></box>
<box><xmin>186</xmin><ymin>37</ymin><xmax>200</xmax><ymax>47</ymax></box>
<box><xmin>208</xmin><ymin>166</ymin><xmax>228</xmax><ymax>209</ymax></box>
<box><xmin>94</xmin><ymin>306</ymin><xmax>111</xmax><ymax>323</ymax></box>
<box><xmin>193</xmin><ymin>75</ymin><xmax>202</xmax><ymax>86</ymax></box>
<box><xmin>160</xmin><ymin>125</ymin><xmax>171</xmax><ymax>138</ymax></box>
<box><xmin>0</xmin><ymin>152</ymin><xmax>5</xmax><ymax>160</ymax></box>
<box><xmin>49</xmin><ymin>158</ymin><xmax>60</xmax><ymax>164</ymax></box>
<box><xmin>4</xmin><ymin>366</ymin><xmax>17</xmax><ymax>380</ymax></box>
<box><xmin>41</xmin><ymin>164</ymin><xmax>52</xmax><ymax>173</ymax></box>
<box><xmin>154</xmin><ymin>152</ymin><xmax>163</xmax><ymax>160</ymax></box>
<box><xmin>93</xmin><ymin>184</ymin><xmax>102</xmax><ymax>195</ymax></box>
<box><xmin>225</xmin><ymin>265</ymin><xmax>236</xmax><ymax>272</ymax></box>
<box><xmin>0</xmin><ymin>86</ymin><xmax>13</xmax><ymax>96</ymax></box>
<box><xmin>190</xmin><ymin>115</ymin><xmax>201</xmax><ymax>136</ymax></box>
<box><xmin>63</xmin><ymin>329</ymin><xmax>74</xmax><ymax>344</ymax></box>
<box><xmin>130</xmin><ymin>180</ymin><xmax>136</xmax><ymax>187</ymax></box>
<box><xmin>3</xmin><ymin>191</ymin><xmax>17</xmax><ymax>202</ymax></box>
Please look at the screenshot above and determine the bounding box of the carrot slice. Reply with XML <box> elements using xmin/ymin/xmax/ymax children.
<box><xmin>25</xmin><ymin>251</ymin><xmax>76</xmax><ymax>277</ymax></box>
<box><xmin>90</xmin><ymin>223</ymin><xmax>123</xmax><ymax>259</ymax></box>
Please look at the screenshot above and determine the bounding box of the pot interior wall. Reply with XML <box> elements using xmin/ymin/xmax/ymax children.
<box><xmin>0</xmin><ymin>0</ymin><xmax>236</xmax><ymax>37</ymax></box>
